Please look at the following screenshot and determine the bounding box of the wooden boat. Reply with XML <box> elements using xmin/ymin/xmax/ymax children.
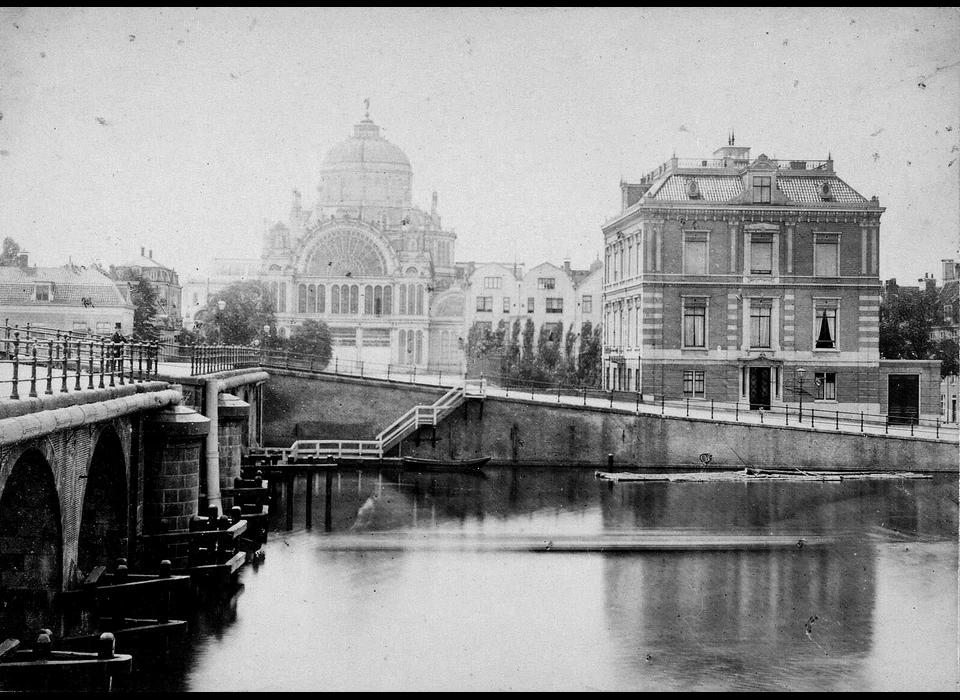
<box><xmin>401</xmin><ymin>456</ymin><xmax>491</xmax><ymax>474</ymax></box>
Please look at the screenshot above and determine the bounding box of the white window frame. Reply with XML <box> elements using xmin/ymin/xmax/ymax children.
<box><xmin>683</xmin><ymin>370</ymin><xmax>706</xmax><ymax>397</ymax></box>
<box><xmin>476</xmin><ymin>296</ymin><xmax>493</xmax><ymax>312</ymax></box>
<box><xmin>749</xmin><ymin>300</ymin><xmax>773</xmax><ymax>349</ymax></box>
<box><xmin>545</xmin><ymin>298</ymin><xmax>564</xmax><ymax>314</ymax></box>
<box><xmin>483</xmin><ymin>276</ymin><xmax>502</xmax><ymax>289</ymax></box>
<box><xmin>814</xmin><ymin>371</ymin><xmax>837</xmax><ymax>402</ymax></box>
<box><xmin>814</xmin><ymin>233</ymin><xmax>841</xmax><ymax>277</ymax></box>
<box><xmin>681</xmin><ymin>296</ymin><xmax>708</xmax><ymax>349</ymax></box>
<box><xmin>813</xmin><ymin>298</ymin><xmax>840</xmax><ymax>351</ymax></box>
<box><xmin>538</xmin><ymin>278</ymin><xmax>556</xmax><ymax>290</ymax></box>
<box><xmin>582</xmin><ymin>295</ymin><xmax>593</xmax><ymax>314</ymax></box>
<box><xmin>682</xmin><ymin>231</ymin><xmax>709</xmax><ymax>275</ymax></box>
<box><xmin>502</xmin><ymin>297</ymin><xmax>511</xmax><ymax>313</ymax></box>
<box><xmin>34</xmin><ymin>283</ymin><xmax>53</xmax><ymax>302</ymax></box>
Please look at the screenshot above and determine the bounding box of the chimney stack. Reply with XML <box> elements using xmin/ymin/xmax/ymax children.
<box><xmin>563</xmin><ymin>259</ymin><xmax>571</xmax><ymax>273</ymax></box>
<box><xmin>141</xmin><ymin>246</ymin><xmax>145</xmax><ymax>256</ymax></box>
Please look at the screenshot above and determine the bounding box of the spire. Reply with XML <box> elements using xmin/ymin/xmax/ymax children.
<box><xmin>731</xmin><ymin>129</ymin><xmax>735</xmax><ymax>146</ymax></box>
<box><xmin>364</xmin><ymin>97</ymin><xmax>370</xmax><ymax>120</ymax></box>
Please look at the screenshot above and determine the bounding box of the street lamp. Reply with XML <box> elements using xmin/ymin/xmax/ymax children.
<box><xmin>796</xmin><ymin>367</ymin><xmax>807</xmax><ymax>418</ymax></box>
<box><xmin>216</xmin><ymin>300</ymin><xmax>226</xmax><ymax>344</ymax></box>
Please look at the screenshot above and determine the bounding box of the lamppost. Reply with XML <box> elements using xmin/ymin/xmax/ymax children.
<box><xmin>796</xmin><ymin>367</ymin><xmax>807</xmax><ymax>418</ymax></box>
<box><xmin>215</xmin><ymin>300</ymin><xmax>226</xmax><ymax>344</ymax></box>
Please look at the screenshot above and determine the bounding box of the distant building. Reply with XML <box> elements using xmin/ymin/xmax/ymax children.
<box><xmin>604</xmin><ymin>139</ymin><xmax>940</xmax><ymax>421</ymax></box>
<box><xmin>934</xmin><ymin>259</ymin><xmax>958</xmax><ymax>423</ymax></box>
<box><xmin>259</xmin><ymin>110</ymin><xmax>464</xmax><ymax>372</ymax></box>
<box><xmin>0</xmin><ymin>253</ymin><xmax>133</xmax><ymax>335</ymax></box>
<box><xmin>110</xmin><ymin>248</ymin><xmax>182</xmax><ymax>339</ymax></box>
<box><xmin>181</xmin><ymin>257</ymin><xmax>261</xmax><ymax>332</ymax></box>
<box><xmin>464</xmin><ymin>258</ymin><xmax>603</xmax><ymax>363</ymax></box>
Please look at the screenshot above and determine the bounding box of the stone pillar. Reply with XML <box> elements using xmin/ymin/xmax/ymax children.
<box><xmin>217</xmin><ymin>393</ymin><xmax>250</xmax><ymax>513</ymax></box>
<box><xmin>143</xmin><ymin>405</ymin><xmax>210</xmax><ymax>536</ymax></box>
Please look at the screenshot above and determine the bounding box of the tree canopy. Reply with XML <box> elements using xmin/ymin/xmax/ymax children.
<box><xmin>286</xmin><ymin>319</ymin><xmax>333</xmax><ymax>368</ymax></box>
<box><xmin>201</xmin><ymin>280</ymin><xmax>276</xmax><ymax>345</ymax></box>
<box><xmin>130</xmin><ymin>277</ymin><xmax>161</xmax><ymax>341</ymax></box>
<box><xmin>0</xmin><ymin>237</ymin><xmax>21</xmax><ymax>266</ymax></box>
<box><xmin>880</xmin><ymin>283</ymin><xmax>956</xmax><ymax>378</ymax></box>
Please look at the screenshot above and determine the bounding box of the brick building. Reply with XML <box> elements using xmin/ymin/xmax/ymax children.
<box><xmin>602</xmin><ymin>139</ymin><xmax>940</xmax><ymax>421</ymax></box>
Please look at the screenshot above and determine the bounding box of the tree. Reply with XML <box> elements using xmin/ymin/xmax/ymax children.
<box><xmin>933</xmin><ymin>338</ymin><xmax>959</xmax><ymax>379</ymax></box>
<box><xmin>577</xmin><ymin>321</ymin><xmax>602</xmax><ymax>388</ymax></box>
<box><xmin>202</xmin><ymin>281</ymin><xmax>276</xmax><ymax>346</ymax></box>
<box><xmin>130</xmin><ymin>277</ymin><xmax>161</xmax><ymax>341</ymax></box>
<box><xmin>0</xmin><ymin>237</ymin><xmax>21</xmax><ymax>266</ymax></box>
<box><xmin>287</xmin><ymin>320</ymin><xmax>333</xmax><ymax>369</ymax></box>
<box><xmin>879</xmin><ymin>285</ymin><xmax>942</xmax><ymax>361</ymax></box>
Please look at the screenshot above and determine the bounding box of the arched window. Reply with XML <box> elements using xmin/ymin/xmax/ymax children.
<box><xmin>332</xmin><ymin>285</ymin><xmax>341</xmax><ymax>314</ymax></box>
<box><xmin>415</xmin><ymin>330</ymin><xmax>423</xmax><ymax>364</ymax></box>
<box><xmin>408</xmin><ymin>285</ymin><xmax>416</xmax><ymax>315</ymax></box>
<box><xmin>364</xmin><ymin>285</ymin><xmax>373</xmax><ymax>315</ymax></box>
<box><xmin>298</xmin><ymin>284</ymin><xmax>307</xmax><ymax>313</ymax></box>
<box><xmin>399</xmin><ymin>284</ymin><xmax>407</xmax><ymax>315</ymax></box>
<box><xmin>383</xmin><ymin>286</ymin><xmax>392</xmax><ymax>315</ymax></box>
<box><xmin>350</xmin><ymin>285</ymin><xmax>359</xmax><ymax>314</ymax></box>
<box><xmin>374</xmin><ymin>285</ymin><xmax>383</xmax><ymax>315</ymax></box>
<box><xmin>398</xmin><ymin>330</ymin><xmax>407</xmax><ymax>363</ymax></box>
<box><xmin>417</xmin><ymin>284</ymin><xmax>424</xmax><ymax>315</ymax></box>
<box><xmin>317</xmin><ymin>284</ymin><xmax>325</xmax><ymax>313</ymax></box>
<box><xmin>279</xmin><ymin>283</ymin><xmax>287</xmax><ymax>312</ymax></box>
<box><xmin>308</xmin><ymin>284</ymin><xmax>316</xmax><ymax>313</ymax></box>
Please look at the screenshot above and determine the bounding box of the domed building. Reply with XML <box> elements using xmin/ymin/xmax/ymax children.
<box><xmin>261</xmin><ymin>109</ymin><xmax>465</xmax><ymax>373</ymax></box>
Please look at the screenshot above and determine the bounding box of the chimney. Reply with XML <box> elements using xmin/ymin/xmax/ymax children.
<box><xmin>141</xmin><ymin>246</ymin><xmax>145</xmax><ymax>256</ymax></box>
<box><xmin>16</xmin><ymin>252</ymin><xmax>28</xmax><ymax>268</ymax></box>
<box><xmin>564</xmin><ymin>259</ymin><xmax>571</xmax><ymax>273</ymax></box>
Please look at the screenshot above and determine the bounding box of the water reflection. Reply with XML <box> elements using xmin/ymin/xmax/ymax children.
<box><xmin>96</xmin><ymin>469</ymin><xmax>960</xmax><ymax>690</ymax></box>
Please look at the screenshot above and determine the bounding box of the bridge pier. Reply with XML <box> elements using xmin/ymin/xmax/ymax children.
<box><xmin>142</xmin><ymin>405</ymin><xmax>210</xmax><ymax>568</ymax></box>
<box><xmin>216</xmin><ymin>394</ymin><xmax>250</xmax><ymax>515</ymax></box>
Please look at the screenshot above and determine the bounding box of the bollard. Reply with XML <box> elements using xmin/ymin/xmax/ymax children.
<box><xmin>159</xmin><ymin>559</ymin><xmax>172</xmax><ymax>579</ymax></box>
<box><xmin>231</xmin><ymin>506</ymin><xmax>242</xmax><ymax>524</ymax></box>
<box><xmin>158</xmin><ymin>560</ymin><xmax>172</xmax><ymax>625</ymax></box>
<box><xmin>835</xmin><ymin>411</ymin><xmax>839</xmax><ymax>430</ymax></box>
<box><xmin>34</xmin><ymin>631</ymin><xmax>52</xmax><ymax>660</ymax></box>
<box><xmin>607</xmin><ymin>453</ymin><xmax>614</xmax><ymax>469</ymax></box>
<box><xmin>97</xmin><ymin>632</ymin><xmax>116</xmax><ymax>659</ymax></box>
<box><xmin>115</xmin><ymin>563</ymin><xmax>128</xmax><ymax>584</ymax></box>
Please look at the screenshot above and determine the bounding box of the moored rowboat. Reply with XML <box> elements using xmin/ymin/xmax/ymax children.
<box><xmin>401</xmin><ymin>456</ymin><xmax>491</xmax><ymax>474</ymax></box>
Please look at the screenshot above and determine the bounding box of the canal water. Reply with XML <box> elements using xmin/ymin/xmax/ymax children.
<box><xmin>126</xmin><ymin>468</ymin><xmax>957</xmax><ymax>692</ymax></box>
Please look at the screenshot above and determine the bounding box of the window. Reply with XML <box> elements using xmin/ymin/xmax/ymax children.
<box><xmin>483</xmin><ymin>277</ymin><xmax>502</xmax><ymax>289</ymax></box>
<box><xmin>582</xmin><ymin>295</ymin><xmax>593</xmax><ymax>314</ymax></box>
<box><xmin>683</xmin><ymin>370</ymin><xmax>705</xmax><ymax>397</ymax></box>
<box><xmin>96</xmin><ymin>322</ymin><xmax>113</xmax><ymax>334</ymax></box>
<box><xmin>814</xmin><ymin>234</ymin><xmax>839</xmax><ymax>277</ymax></box>
<box><xmin>503</xmin><ymin>297</ymin><xmax>511</xmax><ymax>313</ymax></box>
<box><xmin>476</xmin><ymin>296</ymin><xmax>493</xmax><ymax>312</ymax></box>
<box><xmin>546</xmin><ymin>298</ymin><xmax>563</xmax><ymax>314</ymax></box>
<box><xmin>814</xmin><ymin>303</ymin><xmax>838</xmax><ymax>349</ymax></box>
<box><xmin>753</xmin><ymin>176</ymin><xmax>772</xmax><ymax>204</ymax></box>
<box><xmin>750</xmin><ymin>236</ymin><xmax>773</xmax><ymax>274</ymax></box>
<box><xmin>538</xmin><ymin>278</ymin><xmax>555</xmax><ymax>290</ymax></box>
<box><xmin>683</xmin><ymin>298</ymin><xmax>707</xmax><ymax>348</ymax></box>
<box><xmin>72</xmin><ymin>321</ymin><xmax>88</xmax><ymax>333</ymax></box>
<box><xmin>815</xmin><ymin>372</ymin><xmax>837</xmax><ymax>401</ymax></box>
<box><xmin>750</xmin><ymin>301</ymin><xmax>772</xmax><ymax>349</ymax></box>
<box><xmin>543</xmin><ymin>322</ymin><xmax>562</xmax><ymax>341</ymax></box>
<box><xmin>527</xmin><ymin>297</ymin><xmax>535</xmax><ymax>313</ymax></box>
<box><xmin>684</xmin><ymin>232</ymin><xmax>708</xmax><ymax>275</ymax></box>
<box><xmin>34</xmin><ymin>283</ymin><xmax>52</xmax><ymax>302</ymax></box>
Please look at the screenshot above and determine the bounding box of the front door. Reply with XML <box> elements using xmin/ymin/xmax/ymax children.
<box><xmin>888</xmin><ymin>374</ymin><xmax>920</xmax><ymax>425</ymax></box>
<box><xmin>749</xmin><ymin>367</ymin><xmax>771</xmax><ymax>410</ymax></box>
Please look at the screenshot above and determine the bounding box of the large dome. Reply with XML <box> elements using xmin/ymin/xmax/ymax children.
<box><xmin>317</xmin><ymin>117</ymin><xmax>414</xmax><ymax>211</ymax></box>
<box><xmin>321</xmin><ymin>118</ymin><xmax>411</xmax><ymax>171</ymax></box>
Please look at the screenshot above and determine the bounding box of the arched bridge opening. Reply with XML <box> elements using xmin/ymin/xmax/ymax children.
<box><xmin>77</xmin><ymin>426</ymin><xmax>128</xmax><ymax>577</ymax></box>
<box><xmin>0</xmin><ymin>448</ymin><xmax>63</xmax><ymax>640</ymax></box>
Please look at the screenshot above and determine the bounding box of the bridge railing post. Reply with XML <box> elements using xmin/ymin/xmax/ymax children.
<box><xmin>29</xmin><ymin>340</ymin><xmax>38</xmax><ymax>398</ymax></box>
<box><xmin>911</xmin><ymin>418</ymin><xmax>914</xmax><ymax>437</ymax></box>
<box><xmin>61</xmin><ymin>337</ymin><xmax>70</xmax><ymax>392</ymax></box>
<box><xmin>936</xmin><ymin>417</ymin><xmax>940</xmax><ymax>439</ymax></box>
<box><xmin>835</xmin><ymin>411</ymin><xmax>839</xmax><ymax>431</ymax></box>
<box><xmin>99</xmin><ymin>340</ymin><xmax>106</xmax><ymax>389</ymax></box>
<box><xmin>87</xmin><ymin>340</ymin><xmax>94</xmax><ymax>389</ymax></box>
<box><xmin>47</xmin><ymin>340</ymin><xmax>55</xmax><ymax>394</ymax></box>
<box><xmin>9</xmin><ymin>331</ymin><xmax>20</xmax><ymax>400</ymax></box>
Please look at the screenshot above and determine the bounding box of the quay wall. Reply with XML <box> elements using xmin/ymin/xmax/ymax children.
<box><xmin>261</xmin><ymin>372</ymin><xmax>958</xmax><ymax>472</ymax></box>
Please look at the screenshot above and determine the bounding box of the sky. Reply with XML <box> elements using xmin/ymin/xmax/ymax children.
<box><xmin>0</xmin><ymin>7</ymin><xmax>958</xmax><ymax>285</ymax></box>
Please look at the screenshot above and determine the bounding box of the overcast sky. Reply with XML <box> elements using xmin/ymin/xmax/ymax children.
<box><xmin>1</xmin><ymin>7</ymin><xmax>957</xmax><ymax>284</ymax></box>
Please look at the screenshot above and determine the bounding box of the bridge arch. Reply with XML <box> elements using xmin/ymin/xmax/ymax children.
<box><xmin>0</xmin><ymin>447</ymin><xmax>63</xmax><ymax>639</ymax></box>
<box><xmin>77</xmin><ymin>425</ymin><xmax>128</xmax><ymax>576</ymax></box>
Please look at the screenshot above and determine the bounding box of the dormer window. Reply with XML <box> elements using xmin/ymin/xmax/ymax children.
<box><xmin>686</xmin><ymin>179</ymin><xmax>702</xmax><ymax>199</ymax></box>
<box><xmin>818</xmin><ymin>181</ymin><xmax>833</xmax><ymax>201</ymax></box>
<box><xmin>34</xmin><ymin>283</ymin><xmax>52</xmax><ymax>302</ymax></box>
<box><xmin>753</xmin><ymin>176</ymin><xmax>772</xmax><ymax>204</ymax></box>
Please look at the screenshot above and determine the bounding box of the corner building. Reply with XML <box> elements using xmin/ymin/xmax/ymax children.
<box><xmin>261</xmin><ymin>113</ymin><xmax>464</xmax><ymax>372</ymax></box>
<box><xmin>602</xmin><ymin>142</ymin><xmax>924</xmax><ymax>417</ymax></box>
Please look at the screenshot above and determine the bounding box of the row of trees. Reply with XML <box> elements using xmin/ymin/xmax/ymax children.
<box><xmin>466</xmin><ymin>319</ymin><xmax>603</xmax><ymax>388</ymax></box>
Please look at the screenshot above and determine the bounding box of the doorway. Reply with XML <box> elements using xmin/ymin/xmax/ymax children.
<box><xmin>888</xmin><ymin>374</ymin><xmax>920</xmax><ymax>425</ymax></box>
<box><xmin>749</xmin><ymin>367</ymin><xmax>771</xmax><ymax>410</ymax></box>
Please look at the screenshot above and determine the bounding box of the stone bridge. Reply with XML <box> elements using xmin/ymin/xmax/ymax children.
<box><xmin>0</xmin><ymin>351</ymin><xmax>267</xmax><ymax>642</ymax></box>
